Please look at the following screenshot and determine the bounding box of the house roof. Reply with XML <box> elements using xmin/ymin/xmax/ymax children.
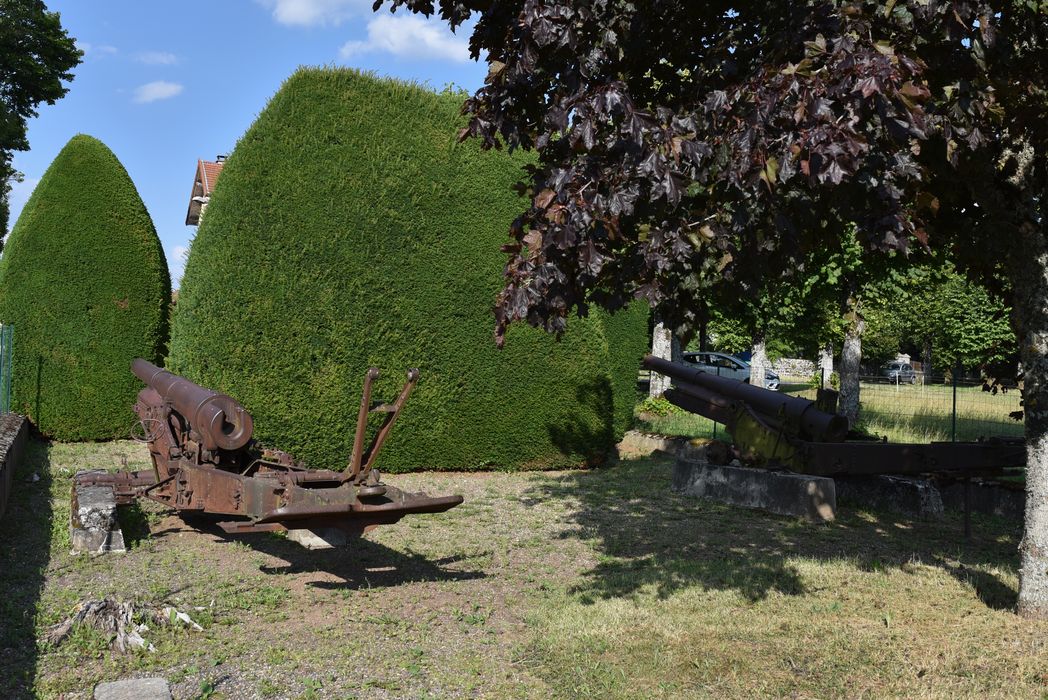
<box><xmin>185</xmin><ymin>158</ymin><xmax>226</xmax><ymax>226</ymax></box>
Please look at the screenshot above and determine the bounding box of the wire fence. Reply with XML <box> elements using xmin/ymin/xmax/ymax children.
<box><xmin>783</xmin><ymin>372</ymin><xmax>1023</xmax><ymax>443</ymax></box>
<box><xmin>0</xmin><ymin>325</ymin><xmax>12</xmax><ymax>414</ymax></box>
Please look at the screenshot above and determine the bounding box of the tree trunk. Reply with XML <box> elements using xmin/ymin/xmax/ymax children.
<box><xmin>818</xmin><ymin>342</ymin><xmax>834</xmax><ymax>388</ymax></box>
<box><xmin>750</xmin><ymin>333</ymin><xmax>768</xmax><ymax>389</ymax></box>
<box><xmin>838</xmin><ymin>296</ymin><xmax>864</xmax><ymax>427</ymax></box>
<box><xmin>1011</xmin><ymin>224</ymin><xmax>1048</xmax><ymax>619</ymax></box>
<box><xmin>649</xmin><ymin>321</ymin><xmax>681</xmax><ymax>398</ymax></box>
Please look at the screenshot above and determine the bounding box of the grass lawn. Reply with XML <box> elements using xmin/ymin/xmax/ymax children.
<box><xmin>1</xmin><ymin>440</ymin><xmax>1046</xmax><ymax>698</ymax></box>
<box><xmin>637</xmin><ymin>380</ymin><xmax>1024</xmax><ymax>444</ymax></box>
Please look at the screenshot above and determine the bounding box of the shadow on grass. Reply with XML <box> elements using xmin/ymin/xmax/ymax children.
<box><xmin>171</xmin><ymin>515</ymin><xmax>487</xmax><ymax>591</ymax></box>
<box><xmin>527</xmin><ymin>457</ymin><xmax>1021</xmax><ymax>610</ymax></box>
<box><xmin>0</xmin><ymin>440</ymin><xmax>53</xmax><ymax>700</ymax></box>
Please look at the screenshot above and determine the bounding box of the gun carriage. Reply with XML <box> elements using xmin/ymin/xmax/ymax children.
<box><xmin>644</xmin><ymin>355</ymin><xmax>1024</xmax><ymax>477</ymax></box>
<box><xmin>74</xmin><ymin>360</ymin><xmax>462</xmax><ymax>536</ymax></box>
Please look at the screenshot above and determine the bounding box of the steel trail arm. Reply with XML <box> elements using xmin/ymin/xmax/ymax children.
<box><xmin>342</xmin><ymin>368</ymin><xmax>419</xmax><ymax>484</ymax></box>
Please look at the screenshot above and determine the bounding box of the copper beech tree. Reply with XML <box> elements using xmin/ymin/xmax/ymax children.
<box><xmin>372</xmin><ymin>1</ymin><xmax>1047</xmax><ymax>615</ymax></box>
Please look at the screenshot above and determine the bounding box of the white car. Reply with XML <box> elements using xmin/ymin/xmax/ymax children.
<box><xmin>681</xmin><ymin>351</ymin><xmax>780</xmax><ymax>391</ymax></box>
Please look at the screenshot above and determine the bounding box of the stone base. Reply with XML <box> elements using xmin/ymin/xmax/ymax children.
<box><xmin>835</xmin><ymin>475</ymin><xmax>944</xmax><ymax>520</ymax></box>
<box><xmin>938</xmin><ymin>479</ymin><xmax>1024</xmax><ymax>521</ymax></box>
<box><xmin>287</xmin><ymin>527</ymin><xmax>348</xmax><ymax>550</ymax></box>
<box><xmin>71</xmin><ymin>476</ymin><xmax>126</xmax><ymax>555</ymax></box>
<box><xmin>0</xmin><ymin>413</ymin><xmax>28</xmax><ymax>520</ymax></box>
<box><xmin>95</xmin><ymin>678</ymin><xmax>171</xmax><ymax>700</ymax></box>
<box><xmin>673</xmin><ymin>457</ymin><xmax>837</xmax><ymax>522</ymax></box>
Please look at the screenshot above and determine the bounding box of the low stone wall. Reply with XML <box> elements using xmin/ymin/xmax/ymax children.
<box><xmin>771</xmin><ymin>357</ymin><xmax>816</xmax><ymax>378</ymax></box>
<box><xmin>0</xmin><ymin>413</ymin><xmax>28</xmax><ymax>520</ymax></box>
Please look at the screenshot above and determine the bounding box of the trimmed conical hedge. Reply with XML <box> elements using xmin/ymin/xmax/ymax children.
<box><xmin>170</xmin><ymin>68</ymin><xmax>647</xmax><ymax>471</ymax></box>
<box><xmin>0</xmin><ymin>134</ymin><xmax>171</xmax><ymax>439</ymax></box>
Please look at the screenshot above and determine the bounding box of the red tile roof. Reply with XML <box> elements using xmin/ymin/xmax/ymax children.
<box><xmin>185</xmin><ymin>158</ymin><xmax>226</xmax><ymax>225</ymax></box>
<box><xmin>199</xmin><ymin>160</ymin><xmax>224</xmax><ymax>195</ymax></box>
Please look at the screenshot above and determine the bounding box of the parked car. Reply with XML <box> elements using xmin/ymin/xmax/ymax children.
<box><xmin>879</xmin><ymin>361</ymin><xmax>917</xmax><ymax>384</ymax></box>
<box><xmin>680</xmin><ymin>351</ymin><xmax>780</xmax><ymax>391</ymax></box>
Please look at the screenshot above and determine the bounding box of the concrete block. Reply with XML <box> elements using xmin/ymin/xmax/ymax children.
<box><xmin>71</xmin><ymin>477</ymin><xmax>125</xmax><ymax>555</ymax></box>
<box><xmin>95</xmin><ymin>678</ymin><xmax>171</xmax><ymax>700</ymax></box>
<box><xmin>287</xmin><ymin>527</ymin><xmax>348</xmax><ymax>550</ymax></box>
<box><xmin>835</xmin><ymin>475</ymin><xmax>944</xmax><ymax>519</ymax></box>
<box><xmin>673</xmin><ymin>457</ymin><xmax>836</xmax><ymax>522</ymax></box>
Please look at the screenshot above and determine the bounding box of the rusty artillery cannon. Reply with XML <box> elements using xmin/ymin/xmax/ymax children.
<box><xmin>74</xmin><ymin>360</ymin><xmax>462</xmax><ymax>536</ymax></box>
<box><xmin>645</xmin><ymin>355</ymin><xmax>1025</xmax><ymax>477</ymax></box>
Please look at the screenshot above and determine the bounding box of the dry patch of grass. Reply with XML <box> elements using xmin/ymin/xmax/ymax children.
<box><xmin>0</xmin><ymin>440</ymin><xmax>1045</xmax><ymax>699</ymax></box>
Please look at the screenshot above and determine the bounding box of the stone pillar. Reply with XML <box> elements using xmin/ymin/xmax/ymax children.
<box><xmin>649</xmin><ymin>321</ymin><xmax>681</xmax><ymax>398</ymax></box>
<box><xmin>71</xmin><ymin>474</ymin><xmax>126</xmax><ymax>555</ymax></box>
<box><xmin>818</xmin><ymin>342</ymin><xmax>834</xmax><ymax>388</ymax></box>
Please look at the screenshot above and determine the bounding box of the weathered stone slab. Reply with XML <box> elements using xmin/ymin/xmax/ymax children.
<box><xmin>94</xmin><ymin>677</ymin><xmax>171</xmax><ymax>700</ymax></box>
<box><xmin>71</xmin><ymin>475</ymin><xmax>125</xmax><ymax>554</ymax></box>
<box><xmin>673</xmin><ymin>457</ymin><xmax>836</xmax><ymax>522</ymax></box>
<box><xmin>287</xmin><ymin>527</ymin><xmax>348</xmax><ymax>550</ymax></box>
<box><xmin>835</xmin><ymin>475</ymin><xmax>944</xmax><ymax>520</ymax></box>
<box><xmin>0</xmin><ymin>412</ymin><xmax>28</xmax><ymax>520</ymax></box>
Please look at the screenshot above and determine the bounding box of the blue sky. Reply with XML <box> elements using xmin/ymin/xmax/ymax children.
<box><xmin>9</xmin><ymin>0</ymin><xmax>486</xmax><ymax>287</ymax></box>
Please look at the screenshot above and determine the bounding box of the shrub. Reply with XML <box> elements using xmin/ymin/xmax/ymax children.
<box><xmin>170</xmin><ymin>69</ymin><xmax>647</xmax><ymax>471</ymax></box>
<box><xmin>0</xmin><ymin>135</ymin><xmax>170</xmax><ymax>439</ymax></box>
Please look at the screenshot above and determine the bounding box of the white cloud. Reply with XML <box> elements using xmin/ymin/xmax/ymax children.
<box><xmin>135</xmin><ymin>51</ymin><xmax>178</xmax><ymax>65</ymax></box>
<box><xmin>76</xmin><ymin>41</ymin><xmax>118</xmax><ymax>58</ymax></box>
<box><xmin>133</xmin><ymin>81</ymin><xmax>184</xmax><ymax>104</ymax></box>
<box><xmin>258</xmin><ymin>0</ymin><xmax>369</xmax><ymax>27</ymax></box>
<box><xmin>169</xmin><ymin>245</ymin><xmax>190</xmax><ymax>289</ymax></box>
<box><xmin>339</xmin><ymin>14</ymin><xmax>470</xmax><ymax>63</ymax></box>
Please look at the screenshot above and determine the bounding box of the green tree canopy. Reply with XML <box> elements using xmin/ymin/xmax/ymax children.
<box><xmin>0</xmin><ymin>134</ymin><xmax>171</xmax><ymax>439</ymax></box>
<box><xmin>0</xmin><ymin>0</ymin><xmax>81</xmax><ymax>236</ymax></box>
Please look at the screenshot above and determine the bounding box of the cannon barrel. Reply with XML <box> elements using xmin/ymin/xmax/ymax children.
<box><xmin>132</xmin><ymin>359</ymin><xmax>254</xmax><ymax>451</ymax></box>
<box><xmin>644</xmin><ymin>355</ymin><xmax>848</xmax><ymax>442</ymax></box>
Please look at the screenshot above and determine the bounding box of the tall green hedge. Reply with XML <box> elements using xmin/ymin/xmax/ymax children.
<box><xmin>0</xmin><ymin>135</ymin><xmax>171</xmax><ymax>439</ymax></box>
<box><xmin>170</xmin><ymin>68</ymin><xmax>646</xmax><ymax>471</ymax></box>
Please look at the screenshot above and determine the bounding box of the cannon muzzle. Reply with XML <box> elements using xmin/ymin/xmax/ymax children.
<box><xmin>132</xmin><ymin>359</ymin><xmax>254</xmax><ymax>451</ymax></box>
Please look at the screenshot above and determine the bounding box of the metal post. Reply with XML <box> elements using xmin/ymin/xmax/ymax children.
<box><xmin>953</xmin><ymin>361</ymin><xmax>971</xmax><ymax>541</ymax></box>
<box><xmin>712</xmin><ymin>364</ymin><xmax>720</xmax><ymax>440</ymax></box>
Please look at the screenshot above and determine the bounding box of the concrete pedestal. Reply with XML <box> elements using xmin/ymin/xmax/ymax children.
<box><xmin>71</xmin><ymin>475</ymin><xmax>125</xmax><ymax>554</ymax></box>
<box><xmin>673</xmin><ymin>457</ymin><xmax>837</xmax><ymax>522</ymax></box>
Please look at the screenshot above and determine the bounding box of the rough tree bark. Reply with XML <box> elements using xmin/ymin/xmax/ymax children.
<box><xmin>838</xmin><ymin>295</ymin><xmax>864</xmax><ymax>427</ymax></box>
<box><xmin>649</xmin><ymin>321</ymin><xmax>681</xmax><ymax>398</ymax></box>
<box><xmin>750</xmin><ymin>333</ymin><xmax>768</xmax><ymax>389</ymax></box>
<box><xmin>1012</xmin><ymin>222</ymin><xmax>1048</xmax><ymax>619</ymax></box>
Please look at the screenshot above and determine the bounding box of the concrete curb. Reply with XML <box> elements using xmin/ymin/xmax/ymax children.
<box><xmin>0</xmin><ymin>413</ymin><xmax>28</xmax><ymax>521</ymax></box>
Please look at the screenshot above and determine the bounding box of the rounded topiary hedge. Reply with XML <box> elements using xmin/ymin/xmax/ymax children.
<box><xmin>0</xmin><ymin>134</ymin><xmax>171</xmax><ymax>439</ymax></box>
<box><xmin>170</xmin><ymin>68</ymin><xmax>647</xmax><ymax>471</ymax></box>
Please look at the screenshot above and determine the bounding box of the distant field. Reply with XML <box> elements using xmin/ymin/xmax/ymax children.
<box><xmin>636</xmin><ymin>379</ymin><xmax>1024</xmax><ymax>444</ymax></box>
